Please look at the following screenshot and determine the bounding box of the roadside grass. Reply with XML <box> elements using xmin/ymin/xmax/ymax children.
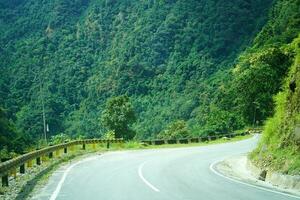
<box><xmin>249</xmin><ymin>92</ymin><xmax>300</xmax><ymax>175</ymax></box>
<box><xmin>250</xmin><ymin>145</ymin><xmax>300</xmax><ymax>175</ymax></box>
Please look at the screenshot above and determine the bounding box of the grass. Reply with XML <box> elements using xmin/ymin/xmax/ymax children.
<box><xmin>250</xmin><ymin>144</ymin><xmax>300</xmax><ymax>175</ymax></box>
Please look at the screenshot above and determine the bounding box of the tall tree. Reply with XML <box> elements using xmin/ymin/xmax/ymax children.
<box><xmin>101</xmin><ymin>95</ymin><xmax>136</xmax><ymax>139</ymax></box>
<box><xmin>0</xmin><ymin>108</ymin><xmax>26</xmax><ymax>153</ymax></box>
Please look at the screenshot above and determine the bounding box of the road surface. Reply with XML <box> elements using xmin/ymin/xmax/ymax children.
<box><xmin>33</xmin><ymin>136</ymin><xmax>299</xmax><ymax>200</ymax></box>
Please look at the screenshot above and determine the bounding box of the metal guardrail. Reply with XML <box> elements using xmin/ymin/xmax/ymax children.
<box><xmin>0</xmin><ymin>138</ymin><xmax>123</xmax><ymax>187</ymax></box>
<box><xmin>141</xmin><ymin>129</ymin><xmax>260</xmax><ymax>146</ymax></box>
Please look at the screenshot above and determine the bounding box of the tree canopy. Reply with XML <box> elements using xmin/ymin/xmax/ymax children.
<box><xmin>101</xmin><ymin>96</ymin><xmax>136</xmax><ymax>139</ymax></box>
<box><xmin>157</xmin><ymin>120</ymin><xmax>189</xmax><ymax>140</ymax></box>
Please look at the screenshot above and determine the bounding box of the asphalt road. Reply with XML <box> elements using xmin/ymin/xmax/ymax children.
<box><xmin>33</xmin><ymin>136</ymin><xmax>299</xmax><ymax>200</ymax></box>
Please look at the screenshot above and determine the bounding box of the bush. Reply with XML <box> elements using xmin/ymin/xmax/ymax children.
<box><xmin>157</xmin><ymin>120</ymin><xmax>190</xmax><ymax>140</ymax></box>
<box><xmin>102</xmin><ymin>130</ymin><xmax>116</xmax><ymax>140</ymax></box>
<box><xmin>50</xmin><ymin>133</ymin><xmax>71</xmax><ymax>144</ymax></box>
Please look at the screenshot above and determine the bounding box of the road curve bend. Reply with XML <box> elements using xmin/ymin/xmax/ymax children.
<box><xmin>33</xmin><ymin>136</ymin><xmax>299</xmax><ymax>200</ymax></box>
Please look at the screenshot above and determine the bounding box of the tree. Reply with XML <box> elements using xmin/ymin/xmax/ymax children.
<box><xmin>102</xmin><ymin>130</ymin><xmax>116</xmax><ymax>140</ymax></box>
<box><xmin>157</xmin><ymin>120</ymin><xmax>190</xmax><ymax>140</ymax></box>
<box><xmin>231</xmin><ymin>48</ymin><xmax>291</xmax><ymax>124</ymax></box>
<box><xmin>0</xmin><ymin>107</ymin><xmax>26</xmax><ymax>153</ymax></box>
<box><xmin>0</xmin><ymin>108</ymin><xmax>16</xmax><ymax>150</ymax></box>
<box><xmin>100</xmin><ymin>95</ymin><xmax>136</xmax><ymax>139</ymax></box>
<box><xmin>50</xmin><ymin>133</ymin><xmax>71</xmax><ymax>145</ymax></box>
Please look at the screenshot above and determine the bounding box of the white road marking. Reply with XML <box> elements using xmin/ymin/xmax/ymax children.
<box><xmin>138</xmin><ymin>161</ymin><xmax>160</xmax><ymax>192</ymax></box>
<box><xmin>49</xmin><ymin>156</ymin><xmax>99</xmax><ymax>200</ymax></box>
<box><xmin>49</xmin><ymin>151</ymin><xmax>130</xmax><ymax>200</ymax></box>
<box><xmin>210</xmin><ymin>160</ymin><xmax>300</xmax><ymax>199</ymax></box>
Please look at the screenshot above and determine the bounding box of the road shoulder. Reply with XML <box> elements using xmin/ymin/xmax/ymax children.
<box><xmin>213</xmin><ymin>154</ymin><xmax>300</xmax><ymax>198</ymax></box>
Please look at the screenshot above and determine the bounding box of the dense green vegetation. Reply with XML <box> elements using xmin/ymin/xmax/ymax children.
<box><xmin>251</xmin><ymin>35</ymin><xmax>300</xmax><ymax>175</ymax></box>
<box><xmin>157</xmin><ymin>120</ymin><xmax>189</xmax><ymax>140</ymax></box>
<box><xmin>0</xmin><ymin>0</ymin><xmax>299</xmax><ymax>158</ymax></box>
<box><xmin>235</xmin><ymin>0</ymin><xmax>300</xmax><ymax>174</ymax></box>
<box><xmin>234</xmin><ymin>0</ymin><xmax>300</xmax><ymax>174</ymax></box>
<box><xmin>101</xmin><ymin>95</ymin><xmax>136</xmax><ymax>139</ymax></box>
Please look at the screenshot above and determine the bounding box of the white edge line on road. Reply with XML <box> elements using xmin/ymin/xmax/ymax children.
<box><xmin>209</xmin><ymin>160</ymin><xmax>300</xmax><ymax>199</ymax></box>
<box><xmin>138</xmin><ymin>161</ymin><xmax>160</xmax><ymax>192</ymax></box>
<box><xmin>49</xmin><ymin>156</ymin><xmax>99</xmax><ymax>200</ymax></box>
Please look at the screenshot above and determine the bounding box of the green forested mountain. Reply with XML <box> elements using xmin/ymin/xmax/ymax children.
<box><xmin>0</xmin><ymin>0</ymin><xmax>299</xmax><ymax>152</ymax></box>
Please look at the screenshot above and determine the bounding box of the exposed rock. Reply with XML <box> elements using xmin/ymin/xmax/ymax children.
<box><xmin>258</xmin><ymin>170</ymin><xmax>267</xmax><ymax>181</ymax></box>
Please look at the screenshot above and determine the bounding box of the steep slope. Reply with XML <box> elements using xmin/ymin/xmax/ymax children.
<box><xmin>251</xmin><ymin>35</ymin><xmax>300</xmax><ymax>175</ymax></box>
<box><xmin>178</xmin><ymin>0</ymin><xmax>300</xmax><ymax>137</ymax></box>
<box><xmin>0</xmin><ymin>0</ymin><xmax>273</xmax><ymax>145</ymax></box>
<box><xmin>236</xmin><ymin>0</ymin><xmax>300</xmax><ymax>174</ymax></box>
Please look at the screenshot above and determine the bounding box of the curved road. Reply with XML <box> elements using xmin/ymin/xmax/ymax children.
<box><xmin>34</xmin><ymin>136</ymin><xmax>299</xmax><ymax>200</ymax></box>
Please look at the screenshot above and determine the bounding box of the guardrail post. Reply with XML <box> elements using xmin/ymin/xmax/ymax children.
<box><xmin>36</xmin><ymin>157</ymin><xmax>41</xmax><ymax>165</ymax></box>
<box><xmin>11</xmin><ymin>168</ymin><xmax>17</xmax><ymax>178</ymax></box>
<box><xmin>27</xmin><ymin>160</ymin><xmax>32</xmax><ymax>168</ymax></box>
<box><xmin>2</xmin><ymin>174</ymin><xmax>8</xmax><ymax>187</ymax></box>
<box><xmin>42</xmin><ymin>155</ymin><xmax>47</xmax><ymax>162</ymax></box>
<box><xmin>82</xmin><ymin>143</ymin><xmax>86</xmax><ymax>150</ymax></box>
<box><xmin>20</xmin><ymin>163</ymin><xmax>25</xmax><ymax>174</ymax></box>
<box><xmin>55</xmin><ymin>150</ymin><xmax>60</xmax><ymax>157</ymax></box>
<box><xmin>64</xmin><ymin>147</ymin><xmax>67</xmax><ymax>154</ymax></box>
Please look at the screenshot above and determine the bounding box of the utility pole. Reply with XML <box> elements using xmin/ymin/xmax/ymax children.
<box><xmin>39</xmin><ymin>44</ymin><xmax>48</xmax><ymax>145</ymax></box>
<box><xmin>252</xmin><ymin>101</ymin><xmax>259</xmax><ymax>128</ymax></box>
<box><xmin>252</xmin><ymin>105</ymin><xmax>256</xmax><ymax>128</ymax></box>
<box><xmin>40</xmin><ymin>78</ymin><xmax>47</xmax><ymax>145</ymax></box>
<box><xmin>42</xmin><ymin>97</ymin><xmax>47</xmax><ymax>144</ymax></box>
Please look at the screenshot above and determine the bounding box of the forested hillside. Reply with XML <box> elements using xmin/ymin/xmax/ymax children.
<box><xmin>0</xmin><ymin>0</ymin><xmax>299</xmax><ymax>153</ymax></box>
<box><xmin>250</xmin><ymin>35</ymin><xmax>300</xmax><ymax>175</ymax></box>
<box><xmin>245</xmin><ymin>0</ymin><xmax>300</xmax><ymax>174</ymax></box>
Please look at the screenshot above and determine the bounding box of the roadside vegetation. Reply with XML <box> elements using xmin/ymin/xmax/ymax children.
<box><xmin>246</xmin><ymin>0</ymin><xmax>300</xmax><ymax>175</ymax></box>
<box><xmin>250</xmin><ymin>35</ymin><xmax>300</xmax><ymax>175</ymax></box>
